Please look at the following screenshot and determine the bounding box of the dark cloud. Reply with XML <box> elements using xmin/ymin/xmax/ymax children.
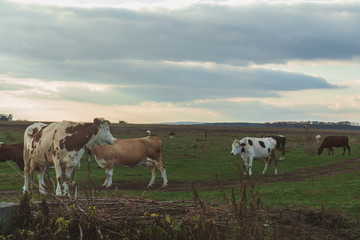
<box><xmin>0</xmin><ymin>1</ymin><xmax>354</xmax><ymax>105</ymax></box>
<box><xmin>1</xmin><ymin>1</ymin><xmax>359</xmax><ymax>64</ymax></box>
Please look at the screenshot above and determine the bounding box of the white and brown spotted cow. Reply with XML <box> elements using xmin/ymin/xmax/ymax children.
<box><xmin>23</xmin><ymin>118</ymin><xmax>115</xmax><ymax>196</ymax></box>
<box><xmin>230</xmin><ymin>137</ymin><xmax>277</xmax><ymax>176</ymax></box>
<box><xmin>89</xmin><ymin>136</ymin><xmax>168</xmax><ymax>188</ymax></box>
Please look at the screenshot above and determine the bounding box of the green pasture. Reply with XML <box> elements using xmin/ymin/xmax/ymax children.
<box><xmin>1</xmin><ymin>123</ymin><xmax>360</xmax><ymax>217</ymax></box>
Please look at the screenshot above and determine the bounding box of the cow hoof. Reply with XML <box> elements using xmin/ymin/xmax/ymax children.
<box><xmin>147</xmin><ymin>185</ymin><xmax>153</xmax><ymax>188</ymax></box>
<box><xmin>161</xmin><ymin>184</ymin><xmax>167</xmax><ymax>188</ymax></box>
<box><xmin>106</xmin><ymin>185</ymin><xmax>111</xmax><ymax>189</ymax></box>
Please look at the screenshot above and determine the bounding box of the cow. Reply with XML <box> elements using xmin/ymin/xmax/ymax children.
<box><xmin>0</xmin><ymin>142</ymin><xmax>24</xmax><ymax>171</ymax></box>
<box><xmin>266</xmin><ymin>135</ymin><xmax>286</xmax><ymax>160</ymax></box>
<box><xmin>89</xmin><ymin>136</ymin><xmax>168</xmax><ymax>188</ymax></box>
<box><xmin>169</xmin><ymin>132</ymin><xmax>175</xmax><ymax>139</ymax></box>
<box><xmin>315</xmin><ymin>135</ymin><xmax>321</xmax><ymax>144</ymax></box>
<box><xmin>318</xmin><ymin>135</ymin><xmax>350</xmax><ymax>155</ymax></box>
<box><xmin>230</xmin><ymin>137</ymin><xmax>277</xmax><ymax>176</ymax></box>
<box><xmin>23</xmin><ymin>118</ymin><xmax>115</xmax><ymax>196</ymax></box>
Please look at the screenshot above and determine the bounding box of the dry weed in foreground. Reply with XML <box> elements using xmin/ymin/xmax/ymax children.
<box><xmin>2</xmin><ymin>165</ymin><xmax>359</xmax><ymax>239</ymax></box>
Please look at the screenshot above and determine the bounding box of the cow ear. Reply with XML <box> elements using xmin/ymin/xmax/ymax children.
<box><xmin>93</xmin><ymin>118</ymin><xmax>101</xmax><ymax>126</ymax></box>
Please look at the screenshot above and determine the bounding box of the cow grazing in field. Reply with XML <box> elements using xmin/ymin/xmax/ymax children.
<box><xmin>89</xmin><ymin>136</ymin><xmax>168</xmax><ymax>188</ymax></box>
<box><xmin>23</xmin><ymin>118</ymin><xmax>115</xmax><ymax>196</ymax></box>
<box><xmin>317</xmin><ymin>135</ymin><xmax>350</xmax><ymax>155</ymax></box>
<box><xmin>0</xmin><ymin>142</ymin><xmax>24</xmax><ymax>171</ymax></box>
<box><xmin>315</xmin><ymin>135</ymin><xmax>321</xmax><ymax>144</ymax></box>
<box><xmin>266</xmin><ymin>135</ymin><xmax>286</xmax><ymax>160</ymax></box>
<box><xmin>169</xmin><ymin>132</ymin><xmax>175</xmax><ymax>139</ymax></box>
<box><xmin>230</xmin><ymin>137</ymin><xmax>277</xmax><ymax>176</ymax></box>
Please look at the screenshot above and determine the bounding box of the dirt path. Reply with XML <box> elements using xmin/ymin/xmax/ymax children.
<box><xmin>2</xmin><ymin>158</ymin><xmax>360</xmax><ymax>196</ymax></box>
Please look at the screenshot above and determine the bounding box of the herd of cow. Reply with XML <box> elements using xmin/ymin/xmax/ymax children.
<box><xmin>0</xmin><ymin>118</ymin><xmax>352</xmax><ymax>196</ymax></box>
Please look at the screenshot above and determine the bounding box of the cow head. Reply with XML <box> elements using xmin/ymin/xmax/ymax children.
<box><xmin>317</xmin><ymin>147</ymin><xmax>323</xmax><ymax>155</ymax></box>
<box><xmin>92</xmin><ymin>118</ymin><xmax>115</xmax><ymax>145</ymax></box>
<box><xmin>230</xmin><ymin>140</ymin><xmax>246</xmax><ymax>156</ymax></box>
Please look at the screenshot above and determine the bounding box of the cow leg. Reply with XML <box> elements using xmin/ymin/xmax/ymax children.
<box><xmin>23</xmin><ymin>171</ymin><xmax>30</xmax><ymax>193</ymax></box>
<box><xmin>347</xmin><ymin>145</ymin><xmax>351</xmax><ymax>155</ymax></box>
<box><xmin>52</xmin><ymin>157</ymin><xmax>63</xmax><ymax>195</ymax></box>
<box><xmin>242</xmin><ymin>157</ymin><xmax>249</xmax><ymax>175</ymax></box>
<box><xmin>148</xmin><ymin>166</ymin><xmax>157</xmax><ymax>187</ymax></box>
<box><xmin>22</xmin><ymin>150</ymin><xmax>31</xmax><ymax>193</ymax></box>
<box><xmin>103</xmin><ymin>169</ymin><xmax>109</xmax><ymax>187</ymax></box>
<box><xmin>105</xmin><ymin>169</ymin><xmax>113</xmax><ymax>188</ymax></box>
<box><xmin>161</xmin><ymin>168</ymin><xmax>168</xmax><ymax>187</ymax></box>
<box><xmin>248</xmin><ymin>157</ymin><xmax>253</xmax><ymax>176</ymax></box>
<box><xmin>262</xmin><ymin>159</ymin><xmax>269</xmax><ymax>175</ymax></box>
<box><xmin>147</xmin><ymin>157</ymin><xmax>168</xmax><ymax>187</ymax></box>
<box><xmin>103</xmin><ymin>169</ymin><xmax>108</xmax><ymax>187</ymax></box>
<box><xmin>37</xmin><ymin>171</ymin><xmax>46</xmax><ymax>194</ymax></box>
<box><xmin>23</xmin><ymin>167</ymin><xmax>30</xmax><ymax>193</ymax></box>
<box><xmin>280</xmin><ymin>147</ymin><xmax>285</xmax><ymax>160</ymax></box>
<box><xmin>62</xmin><ymin>166</ymin><xmax>75</xmax><ymax>197</ymax></box>
<box><xmin>272</xmin><ymin>149</ymin><xmax>278</xmax><ymax>175</ymax></box>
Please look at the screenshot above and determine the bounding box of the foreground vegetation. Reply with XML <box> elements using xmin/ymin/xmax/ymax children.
<box><xmin>2</xmin><ymin>171</ymin><xmax>360</xmax><ymax>239</ymax></box>
<box><xmin>1</xmin><ymin>121</ymin><xmax>360</xmax><ymax>239</ymax></box>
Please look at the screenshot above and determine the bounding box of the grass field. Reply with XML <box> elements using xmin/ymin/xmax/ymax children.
<box><xmin>1</xmin><ymin>121</ymin><xmax>360</xmax><ymax>219</ymax></box>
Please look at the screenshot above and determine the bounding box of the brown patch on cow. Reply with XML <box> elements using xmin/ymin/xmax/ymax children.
<box><xmin>259</xmin><ymin>141</ymin><xmax>266</xmax><ymax>148</ymax></box>
<box><xmin>52</xmin><ymin>130</ymin><xmax>57</xmax><ymax>141</ymax></box>
<box><xmin>59</xmin><ymin>123</ymin><xmax>98</xmax><ymax>152</ymax></box>
<box><xmin>29</xmin><ymin>125</ymin><xmax>48</xmax><ymax>150</ymax></box>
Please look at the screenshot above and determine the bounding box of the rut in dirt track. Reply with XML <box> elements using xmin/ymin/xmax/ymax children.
<box><xmin>145</xmin><ymin>157</ymin><xmax>360</xmax><ymax>192</ymax></box>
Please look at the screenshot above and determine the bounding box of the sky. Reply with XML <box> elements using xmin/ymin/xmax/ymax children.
<box><xmin>1</xmin><ymin>0</ymin><xmax>360</xmax><ymax>124</ymax></box>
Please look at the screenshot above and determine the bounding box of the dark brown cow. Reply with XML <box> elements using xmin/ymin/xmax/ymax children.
<box><xmin>318</xmin><ymin>136</ymin><xmax>350</xmax><ymax>155</ymax></box>
<box><xmin>0</xmin><ymin>142</ymin><xmax>24</xmax><ymax>171</ymax></box>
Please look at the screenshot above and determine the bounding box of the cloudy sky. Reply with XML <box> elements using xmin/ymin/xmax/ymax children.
<box><xmin>1</xmin><ymin>0</ymin><xmax>360</xmax><ymax>123</ymax></box>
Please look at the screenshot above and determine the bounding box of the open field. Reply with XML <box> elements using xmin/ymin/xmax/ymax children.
<box><xmin>1</xmin><ymin>121</ymin><xmax>360</xmax><ymax>208</ymax></box>
<box><xmin>1</xmin><ymin>121</ymin><xmax>360</xmax><ymax>238</ymax></box>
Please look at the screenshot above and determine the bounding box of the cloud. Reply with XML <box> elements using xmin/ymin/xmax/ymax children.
<box><xmin>1</xmin><ymin>0</ymin><xmax>360</xmax><ymax>122</ymax></box>
<box><xmin>1</xmin><ymin>1</ymin><xmax>360</xmax><ymax>64</ymax></box>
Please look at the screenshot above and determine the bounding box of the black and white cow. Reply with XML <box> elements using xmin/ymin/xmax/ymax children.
<box><xmin>230</xmin><ymin>137</ymin><xmax>277</xmax><ymax>176</ymax></box>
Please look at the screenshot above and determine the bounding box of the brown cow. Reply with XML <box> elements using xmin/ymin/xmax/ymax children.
<box><xmin>90</xmin><ymin>136</ymin><xmax>168</xmax><ymax>188</ymax></box>
<box><xmin>0</xmin><ymin>142</ymin><xmax>24</xmax><ymax>171</ymax></box>
<box><xmin>318</xmin><ymin>136</ymin><xmax>351</xmax><ymax>155</ymax></box>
